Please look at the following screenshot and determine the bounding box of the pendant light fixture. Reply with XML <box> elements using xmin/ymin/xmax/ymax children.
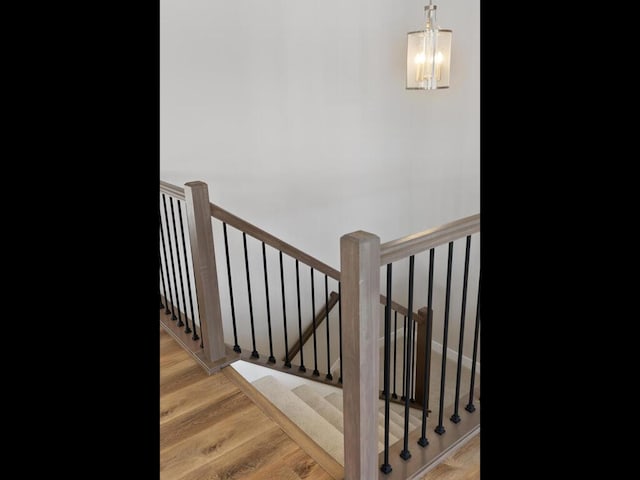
<box><xmin>406</xmin><ymin>1</ymin><xmax>452</xmax><ymax>89</ymax></box>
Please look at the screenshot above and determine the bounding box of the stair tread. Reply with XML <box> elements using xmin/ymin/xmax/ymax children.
<box><xmin>251</xmin><ymin>375</ymin><xmax>344</xmax><ymax>465</ymax></box>
<box><xmin>323</xmin><ymin>392</ymin><xmax>343</xmax><ymax>411</ymax></box>
<box><xmin>386</xmin><ymin>402</ymin><xmax>422</xmax><ymax>429</ymax></box>
<box><xmin>292</xmin><ymin>384</ymin><xmax>344</xmax><ymax>433</ymax></box>
<box><xmin>320</xmin><ymin>389</ymin><xmax>399</xmax><ymax>448</ymax></box>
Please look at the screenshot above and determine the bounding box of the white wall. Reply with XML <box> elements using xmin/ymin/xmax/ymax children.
<box><xmin>161</xmin><ymin>0</ymin><xmax>480</xmax><ymax>361</ymax></box>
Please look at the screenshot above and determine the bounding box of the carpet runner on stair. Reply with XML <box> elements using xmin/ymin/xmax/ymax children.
<box><xmin>244</xmin><ymin>371</ymin><xmax>422</xmax><ymax>467</ymax></box>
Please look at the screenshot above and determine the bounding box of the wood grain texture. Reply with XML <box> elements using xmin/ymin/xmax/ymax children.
<box><xmin>160</xmin><ymin>180</ymin><xmax>186</xmax><ymax>200</ymax></box>
<box><xmin>416</xmin><ymin>434</ymin><xmax>480</xmax><ymax>480</ymax></box>
<box><xmin>160</xmin><ymin>405</ymin><xmax>274</xmax><ymax>478</ymax></box>
<box><xmin>340</xmin><ymin>231</ymin><xmax>381</xmax><ymax>480</ymax></box>
<box><xmin>160</xmin><ymin>374</ymin><xmax>235</xmax><ymax>425</ymax></box>
<box><xmin>160</xmin><ymin>362</ymin><xmax>210</xmax><ymax>397</ymax></box>
<box><xmin>174</xmin><ymin>426</ymin><xmax>298</xmax><ymax>480</ymax></box>
<box><xmin>184</xmin><ymin>181</ymin><xmax>226</xmax><ymax>362</ymax></box>
<box><xmin>160</xmin><ymin>328</ymin><xmax>338</xmax><ymax>480</ymax></box>
<box><xmin>380</xmin><ymin>214</ymin><xmax>479</xmax><ymax>265</ymax></box>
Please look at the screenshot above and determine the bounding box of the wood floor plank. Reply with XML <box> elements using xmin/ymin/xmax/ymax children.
<box><xmin>160</xmin><ymin>389</ymin><xmax>251</xmax><ymax>451</ymax></box>
<box><xmin>417</xmin><ymin>434</ymin><xmax>480</xmax><ymax>480</ymax></box>
<box><xmin>160</xmin><ymin>362</ymin><xmax>207</xmax><ymax>397</ymax></box>
<box><xmin>174</xmin><ymin>425</ymin><xmax>299</xmax><ymax>480</ymax></box>
<box><xmin>160</xmin><ymin>328</ymin><xmax>339</xmax><ymax>480</ymax></box>
<box><xmin>160</xmin><ymin>404</ymin><xmax>274</xmax><ymax>479</ymax></box>
<box><xmin>161</xmin><ymin>328</ymin><xmax>182</xmax><ymax>347</ymax></box>
<box><xmin>160</xmin><ymin>354</ymin><xmax>201</xmax><ymax>379</ymax></box>
<box><xmin>160</xmin><ymin>374</ymin><xmax>235</xmax><ymax>425</ymax></box>
<box><xmin>161</xmin><ymin>345</ymin><xmax>194</xmax><ymax>368</ymax></box>
<box><xmin>274</xmin><ymin>448</ymin><xmax>335</xmax><ymax>480</ymax></box>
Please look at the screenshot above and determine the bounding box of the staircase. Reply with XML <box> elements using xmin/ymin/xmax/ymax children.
<box><xmin>159</xmin><ymin>179</ymin><xmax>481</xmax><ymax>479</ymax></box>
<box><xmin>238</xmin><ymin>370</ymin><xmax>422</xmax><ymax>467</ymax></box>
<box><xmin>230</xmin><ymin>341</ymin><xmax>479</xmax><ymax>468</ymax></box>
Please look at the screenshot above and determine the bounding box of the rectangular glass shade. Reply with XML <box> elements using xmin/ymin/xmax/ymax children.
<box><xmin>406</xmin><ymin>29</ymin><xmax>452</xmax><ymax>89</ymax></box>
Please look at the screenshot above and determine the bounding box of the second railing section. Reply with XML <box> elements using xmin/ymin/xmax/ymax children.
<box><xmin>340</xmin><ymin>214</ymin><xmax>481</xmax><ymax>480</ymax></box>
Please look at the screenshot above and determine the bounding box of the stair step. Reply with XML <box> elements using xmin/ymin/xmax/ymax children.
<box><xmin>251</xmin><ymin>375</ymin><xmax>345</xmax><ymax>465</ymax></box>
<box><xmin>378</xmin><ymin>405</ymin><xmax>406</xmax><ymax>441</ymax></box>
<box><xmin>323</xmin><ymin>392</ymin><xmax>343</xmax><ymax>411</ymax></box>
<box><xmin>292</xmin><ymin>384</ymin><xmax>344</xmax><ymax>433</ymax></box>
<box><xmin>326</xmin><ymin>391</ymin><xmax>421</xmax><ymax>430</ymax></box>
<box><xmin>321</xmin><ymin>390</ymin><xmax>399</xmax><ymax>449</ymax></box>
<box><xmin>387</xmin><ymin>401</ymin><xmax>422</xmax><ymax>429</ymax></box>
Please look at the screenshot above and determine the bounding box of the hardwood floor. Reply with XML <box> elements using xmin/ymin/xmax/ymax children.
<box><xmin>160</xmin><ymin>326</ymin><xmax>479</xmax><ymax>480</ymax></box>
<box><xmin>160</xmin><ymin>327</ymin><xmax>336</xmax><ymax>480</ymax></box>
<box><xmin>417</xmin><ymin>434</ymin><xmax>480</xmax><ymax>480</ymax></box>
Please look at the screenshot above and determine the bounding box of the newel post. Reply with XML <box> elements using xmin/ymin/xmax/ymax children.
<box><xmin>340</xmin><ymin>231</ymin><xmax>381</xmax><ymax>480</ymax></box>
<box><xmin>184</xmin><ymin>181</ymin><xmax>226</xmax><ymax>362</ymax></box>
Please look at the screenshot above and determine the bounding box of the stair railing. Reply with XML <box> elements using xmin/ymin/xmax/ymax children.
<box><xmin>160</xmin><ymin>180</ymin><xmax>345</xmax><ymax>380</ymax></box>
<box><xmin>160</xmin><ymin>179</ymin><xmax>481</xmax><ymax>480</ymax></box>
<box><xmin>340</xmin><ymin>214</ymin><xmax>480</xmax><ymax>479</ymax></box>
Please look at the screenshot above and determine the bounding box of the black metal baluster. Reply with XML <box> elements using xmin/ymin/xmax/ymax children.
<box><xmin>338</xmin><ymin>281</ymin><xmax>343</xmax><ymax>384</ymax></box>
<box><xmin>159</xmin><ymin>268</ymin><xmax>165</xmax><ymax>309</ymax></box>
<box><xmin>451</xmin><ymin>236</ymin><xmax>472</xmax><ymax>423</ymax></box>
<box><xmin>401</xmin><ymin>314</ymin><xmax>407</xmax><ymax>400</ymax></box>
<box><xmin>392</xmin><ymin>310</ymin><xmax>398</xmax><ymax>399</ymax></box>
<box><xmin>223</xmin><ymin>223</ymin><xmax>240</xmax><ymax>353</ymax></box>
<box><xmin>280</xmin><ymin>251</ymin><xmax>291</xmax><ymax>368</ymax></box>
<box><xmin>159</xmin><ymin>210</ymin><xmax>172</xmax><ymax>315</ymax></box>
<box><xmin>243</xmin><ymin>232</ymin><xmax>259</xmax><ymax>358</ymax></box>
<box><xmin>158</xmin><ymin>217</ymin><xmax>165</xmax><ymax>309</ymax></box>
<box><xmin>159</xmin><ymin>224</ymin><xmax>170</xmax><ymax>312</ymax></box>
<box><xmin>169</xmin><ymin>198</ymin><xmax>185</xmax><ymax>327</ymax></box>
<box><xmin>324</xmin><ymin>275</ymin><xmax>333</xmax><ymax>380</ymax></box>
<box><xmin>465</xmin><ymin>273</ymin><xmax>481</xmax><ymax>413</ymax></box>
<box><xmin>262</xmin><ymin>242</ymin><xmax>276</xmax><ymax>363</ymax></box>
<box><xmin>161</xmin><ymin>194</ymin><xmax>178</xmax><ymax>321</ymax></box>
<box><xmin>310</xmin><ymin>268</ymin><xmax>319</xmax><ymax>376</ymax></box>
<box><xmin>295</xmin><ymin>260</ymin><xmax>306</xmax><ymax>372</ymax></box>
<box><xmin>177</xmin><ymin>202</ymin><xmax>199</xmax><ymax>340</ymax></box>
<box><xmin>175</xmin><ymin>201</ymin><xmax>192</xmax><ymax>335</ymax></box>
<box><xmin>418</xmin><ymin>248</ymin><xmax>435</xmax><ymax>447</ymax></box>
<box><xmin>381</xmin><ymin>263</ymin><xmax>393</xmax><ymax>474</ymax></box>
<box><xmin>435</xmin><ymin>242</ymin><xmax>454</xmax><ymax>435</ymax></box>
<box><xmin>411</xmin><ymin>318</ymin><xmax>417</xmax><ymax>402</ymax></box>
<box><xmin>400</xmin><ymin>256</ymin><xmax>416</xmax><ymax>461</ymax></box>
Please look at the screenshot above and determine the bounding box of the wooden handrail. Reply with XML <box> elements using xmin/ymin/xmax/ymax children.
<box><xmin>380</xmin><ymin>213</ymin><xmax>480</xmax><ymax>265</ymax></box>
<box><xmin>160</xmin><ymin>180</ymin><xmax>185</xmax><ymax>200</ymax></box>
<box><xmin>379</xmin><ymin>294</ymin><xmax>423</xmax><ymax>323</ymax></box>
<box><xmin>284</xmin><ymin>291</ymin><xmax>340</xmax><ymax>362</ymax></box>
<box><xmin>288</xmin><ymin>291</ymin><xmax>422</xmax><ymax>365</ymax></box>
<box><xmin>210</xmin><ymin>203</ymin><xmax>341</xmax><ymax>281</ymax></box>
<box><xmin>160</xmin><ymin>179</ymin><xmax>340</xmax><ymax>279</ymax></box>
